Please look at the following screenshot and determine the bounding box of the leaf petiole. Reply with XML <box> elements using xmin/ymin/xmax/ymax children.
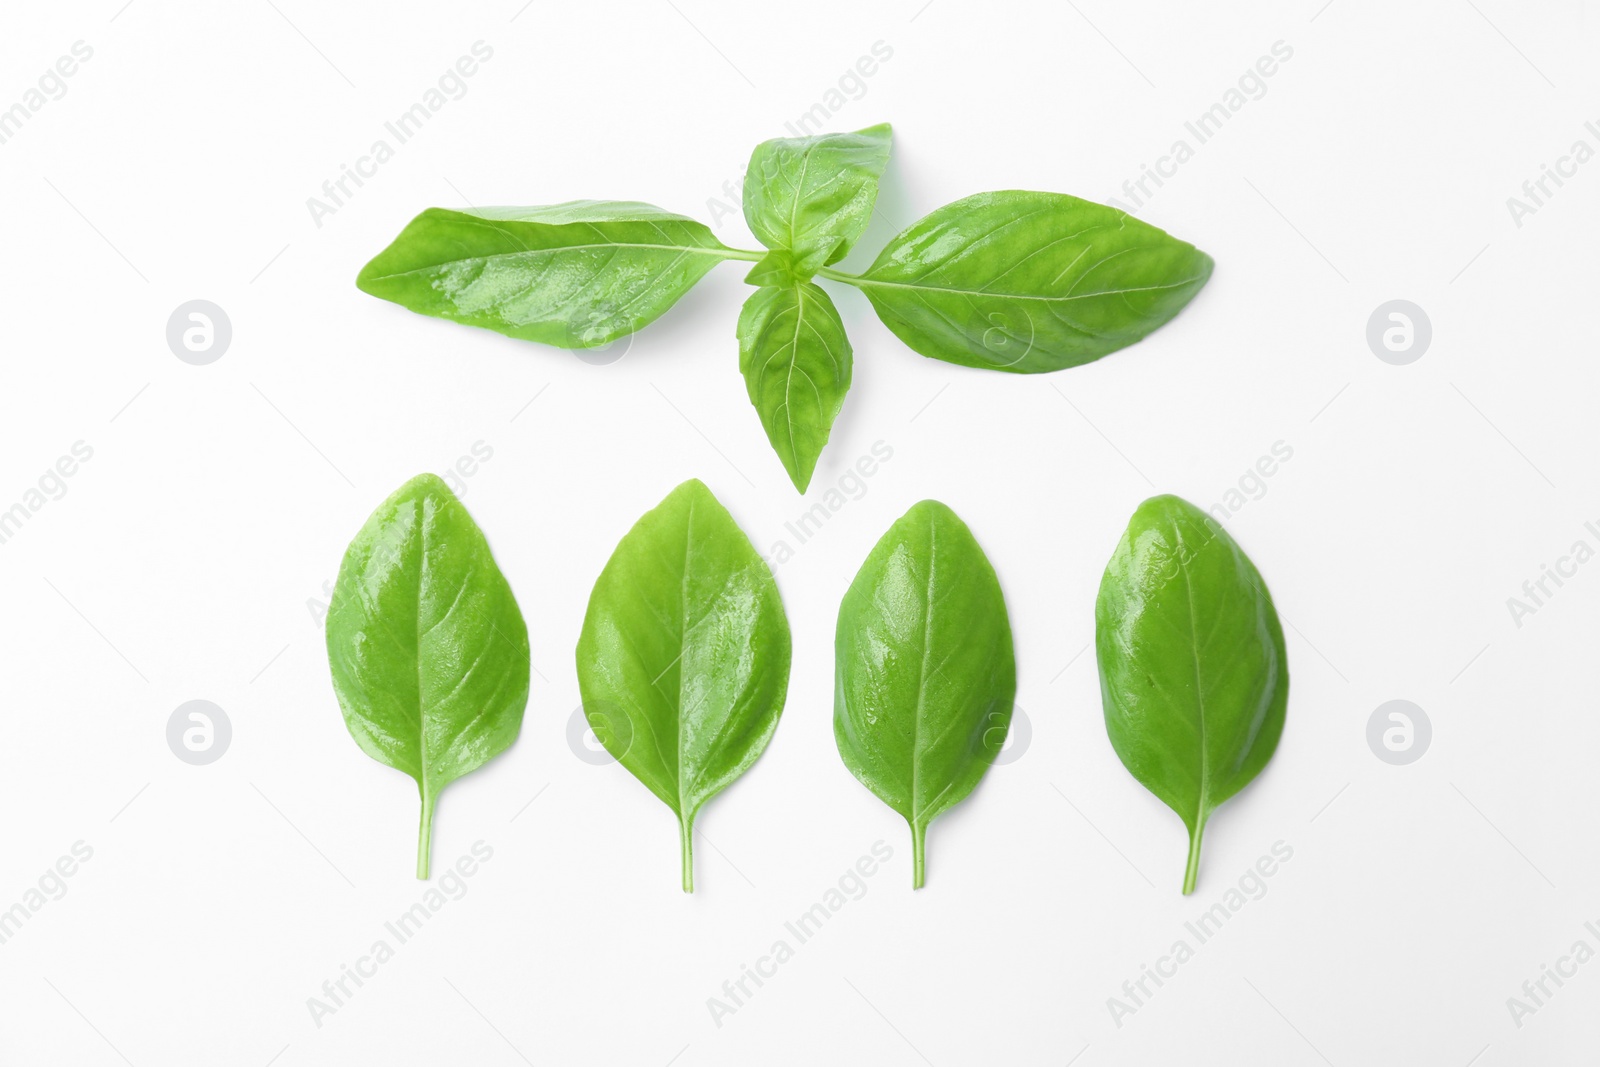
<box><xmin>417</xmin><ymin>788</ymin><xmax>436</xmax><ymax>880</ymax></box>
<box><xmin>1182</xmin><ymin>818</ymin><xmax>1206</xmax><ymax>895</ymax></box>
<box><xmin>680</xmin><ymin>816</ymin><xmax>695</xmax><ymax>894</ymax></box>
<box><xmin>814</xmin><ymin>265</ymin><xmax>864</xmax><ymax>284</ymax></box>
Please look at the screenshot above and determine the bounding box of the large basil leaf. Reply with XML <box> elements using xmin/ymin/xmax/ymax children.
<box><xmin>1095</xmin><ymin>495</ymin><xmax>1288</xmax><ymax>894</ymax></box>
<box><xmin>356</xmin><ymin>201</ymin><xmax>742</xmax><ymax>348</ymax></box>
<box><xmin>743</xmin><ymin>123</ymin><xmax>891</xmax><ymax>274</ymax></box>
<box><xmin>834</xmin><ymin>500</ymin><xmax>1015</xmax><ymax>888</ymax></box>
<box><xmin>844</xmin><ymin>190</ymin><xmax>1213</xmax><ymax>373</ymax></box>
<box><xmin>576</xmin><ymin>479</ymin><xmax>791</xmax><ymax>892</ymax></box>
<box><xmin>325</xmin><ymin>474</ymin><xmax>530</xmax><ymax>879</ymax></box>
<box><xmin>737</xmin><ymin>281</ymin><xmax>853</xmax><ymax>493</ymax></box>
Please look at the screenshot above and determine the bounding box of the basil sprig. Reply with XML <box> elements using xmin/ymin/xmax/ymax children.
<box><xmin>358</xmin><ymin>125</ymin><xmax>1212</xmax><ymax>492</ymax></box>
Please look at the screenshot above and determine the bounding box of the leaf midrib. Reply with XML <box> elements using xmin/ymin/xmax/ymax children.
<box><xmin>909</xmin><ymin>517</ymin><xmax>939</xmax><ymax>826</ymax></box>
<box><xmin>1172</xmin><ymin>521</ymin><xmax>1209</xmax><ymax>828</ymax></box>
<box><xmin>414</xmin><ymin>498</ymin><xmax>432</xmax><ymax>798</ymax></box>
<box><xmin>675</xmin><ymin>495</ymin><xmax>696</xmax><ymax>816</ymax></box>
<box><xmin>785</xmin><ymin>145</ymin><xmax>815</xmax><ymax>250</ymax></box>
<box><xmin>365</xmin><ymin>241</ymin><xmax>737</xmax><ymax>284</ymax></box>
<box><xmin>850</xmin><ymin>272</ymin><xmax>1209</xmax><ymax>304</ymax></box>
<box><xmin>782</xmin><ymin>285</ymin><xmax>807</xmax><ymax>465</ymax></box>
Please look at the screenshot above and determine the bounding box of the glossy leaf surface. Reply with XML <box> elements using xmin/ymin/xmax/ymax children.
<box><xmin>326</xmin><ymin>474</ymin><xmax>530</xmax><ymax>879</ymax></box>
<box><xmin>743</xmin><ymin>123</ymin><xmax>892</xmax><ymax>274</ymax></box>
<box><xmin>1095</xmin><ymin>495</ymin><xmax>1288</xmax><ymax>894</ymax></box>
<box><xmin>850</xmin><ymin>190</ymin><xmax>1213</xmax><ymax>373</ymax></box>
<box><xmin>737</xmin><ymin>281</ymin><xmax>853</xmax><ymax>493</ymax></box>
<box><xmin>576</xmin><ymin>480</ymin><xmax>791</xmax><ymax>892</ymax></box>
<box><xmin>356</xmin><ymin>201</ymin><xmax>738</xmax><ymax>348</ymax></box>
<box><xmin>834</xmin><ymin>500</ymin><xmax>1014</xmax><ymax>888</ymax></box>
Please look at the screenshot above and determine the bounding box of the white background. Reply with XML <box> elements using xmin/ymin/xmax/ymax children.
<box><xmin>1</xmin><ymin>1</ymin><xmax>1596</xmax><ymax>1064</ymax></box>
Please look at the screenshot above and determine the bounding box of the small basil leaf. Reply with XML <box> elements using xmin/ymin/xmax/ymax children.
<box><xmin>743</xmin><ymin>249</ymin><xmax>807</xmax><ymax>288</ymax></box>
<box><xmin>356</xmin><ymin>201</ymin><xmax>739</xmax><ymax>349</ymax></box>
<box><xmin>576</xmin><ymin>479</ymin><xmax>791</xmax><ymax>892</ymax></box>
<box><xmin>325</xmin><ymin>473</ymin><xmax>530</xmax><ymax>880</ymax></box>
<box><xmin>851</xmin><ymin>190</ymin><xmax>1213</xmax><ymax>373</ymax></box>
<box><xmin>743</xmin><ymin>123</ymin><xmax>892</xmax><ymax>273</ymax></box>
<box><xmin>834</xmin><ymin>500</ymin><xmax>1015</xmax><ymax>888</ymax></box>
<box><xmin>1095</xmin><ymin>494</ymin><xmax>1288</xmax><ymax>895</ymax></box>
<box><xmin>737</xmin><ymin>282</ymin><xmax>853</xmax><ymax>493</ymax></box>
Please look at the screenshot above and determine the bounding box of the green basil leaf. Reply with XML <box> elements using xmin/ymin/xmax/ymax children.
<box><xmin>1094</xmin><ymin>494</ymin><xmax>1288</xmax><ymax>895</ymax></box>
<box><xmin>737</xmin><ymin>282</ymin><xmax>853</xmax><ymax>493</ymax></box>
<box><xmin>743</xmin><ymin>123</ymin><xmax>892</xmax><ymax>274</ymax></box>
<box><xmin>834</xmin><ymin>500</ymin><xmax>1015</xmax><ymax>888</ymax></box>
<box><xmin>847</xmin><ymin>190</ymin><xmax>1213</xmax><ymax>373</ymax></box>
<box><xmin>325</xmin><ymin>474</ymin><xmax>530</xmax><ymax>879</ymax></box>
<box><xmin>576</xmin><ymin>479</ymin><xmax>791</xmax><ymax>892</ymax></box>
<box><xmin>356</xmin><ymin>201</ymin><xmax>740</xmax><ymax>348</ymax></box>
